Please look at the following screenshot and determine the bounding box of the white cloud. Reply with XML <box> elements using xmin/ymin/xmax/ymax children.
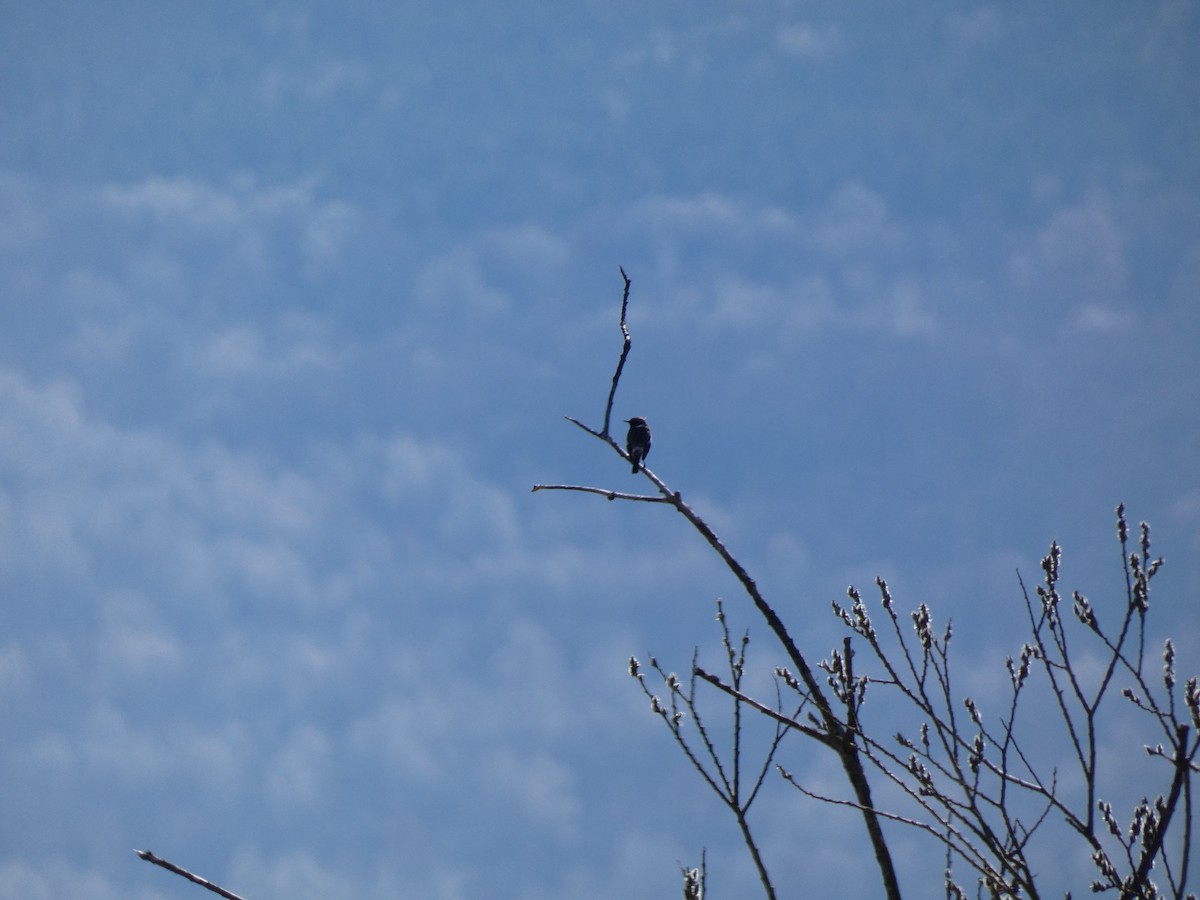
<box><xmin>101</xmin><ymin>177</ymin><xmax>248</xmax><ymax>229</ymax></box>
<box><xmin>633</xmin><ymin>192</ymin><xmax>799</xmax><ymax>238</ymax></box>
<box><xmin>228</xmin><ymin>846</ymin><xmax>473</xmax><ymax>900</ymax></box>
<box><xmin>23</xmin><ymin>732</ymin><xmax>76</xmax><ymax>773</ymax></box>
<box><xmin>709</xmin><ymin>274</ymin><xmax>837</xmax><ymax>333</ymax></box>
<box><xmin>0</xmin><ymin>368</ymin><xmax>368</xmax><ymax>619</ymax></box>
<box><xmin>1007</xmin><ymin>192</ymin><xmax>1128</xmax><ymax>309</ymax></box>
<box><xmin>230</xmin><ymin>848</ymin><xmax>395</xmax><ymax>900</ymax></box>
<box><xmin>870</xmin><ymin>278</ymin><xmax>940</xmax><ymax>337</ymax></box>
<box><xmin>0</xmin><ymin>858</ymin><xmax>147</xmax><ymax>900</ymax></box>
<box><xmin>343</xmin><ymin>618</ymin><xmax>576</xmax><ymax>782</ymax></box>
<box><xmin>947</xmin><ymin>7</ymin><xmax>1007</xmax><ymax>45</ymax></box>
<box><xmin>380</xmin><ymin>433</ymin><xmax>522</xmax><ymax>568</ymax></box>
<box><xmin>267</xmin><ymin>724</ymin><xmax>331</xmax><ymax>807</ymax></box>
<box><xmin>190</xmin><ymin>315</ymin><xmax>339</xmax><ymax>379</ymax></box>
<box><xmin>11</xmin><ymin>701</ymin><xmax>249</xmax><ymax>808</ymax></box>
<box><xmin>626</xmin><ymin>186</ymin><xmax>940</xmax><ymax>340</ymax></box>
<box><xmin>98</xmin><ymin>175</ymin><xmax>360</xmax><ymax>276</ymax></box>
<box><xmin>415</xmin><ymin>247</ymin><xmax>512</xmax><ymax>315</ymax></box>
<box><xmin>256</xmin><ymin>59</ymin><xmax>372</xmax><ymax>105</ymax></box>
<box><xmin>302</xmin><ymin>59</ymin><xmax>372</xmax><ymax>101</ymax></box>
<box><xmin>812</xmin><ymin>182</ymin><xmax>905</xmax><ymax>257</ymax></box>
<box><xmin>347</xmin><ymin>693</ymin><xmax>456</xmax><ymax>780</ymax></box>
<box><xmin>777</xmin><ymin>23</ymin><xmax>842</xmax><ymax>59</ymax></box>
<box><xmin>0</xmin><ymin>173</ymin><xmax>53</xmax><ymax>253</ymax></box>
<box><xmin>98</xmin><ymin>591</ymin><xmax>185</xmax><ymax>675</ymax></box>
<box><xmin>301</xmin><ymin>199</ymin><xmax>358</xmax><ymax>270</ymax></box>
<box><xmin>196</xmin><ymin>325</ymin><xmax>264</xmax><ymax>375</ymax></box>
<box><xmin>60</xmin><ymin>272</ymin><xmax>145</xmax><ymax>364</ymax></box>
<box><xmin>1069</xmin><ymin>304</ymin><xmax>1136</xmax><ymax>333</ymax></box>
<box><xmin>381</xmin><ymin>434</ymin><xmax>442</xmax><ymax>491</ymax></box>
<box><xmin>477</xmin><ymin>223</ymin><xmax>572</xmax><ymax>280</ymax></box>
<box><xmin>0</xmin><ymin>643</ymin><xmax>31</xmax><ymax>695</ymax></box>
<box><xmin>485</xmin><ymin>749</ymin><xmax>580</xmax><ymax>834</ymax></box>
<box><xmin>83</xmin><ymin>706</ymin><xmax>168</xmax><ymax>779</ymax></box>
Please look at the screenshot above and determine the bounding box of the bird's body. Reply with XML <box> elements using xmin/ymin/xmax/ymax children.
<box><xmin>625</xmin><ymin>416</ymin><xmax>651</xmax><ymax>474</ymax></box>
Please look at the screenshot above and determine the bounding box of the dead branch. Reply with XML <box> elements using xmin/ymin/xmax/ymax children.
<box><xmin>601</xmin><ymin>267</ymin><xmax>633</xmax><ymax>439</ymax></box>
<box><xmin>535</xmin><ymin>270</ymin><xmax>902</xmax><ymax>900</ymax></box>
<box><xmin>135</xmin><ymin>849</ymin><xmax>246</xmax><ymax>900</ymax></box>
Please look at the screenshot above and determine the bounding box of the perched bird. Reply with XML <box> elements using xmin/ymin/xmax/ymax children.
<box><xmin>625</xmin><ymin>416</ymin><xmax>652</xmax><ymax>474</ymax></box>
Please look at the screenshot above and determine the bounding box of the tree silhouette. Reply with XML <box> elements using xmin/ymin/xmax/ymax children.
<box><xmin>140</xmin><ymin>270</ymin><xmax>1197</xmax><ymax>899</ymax></box>
<box><xmin>534</xmin><ymin>271</ymin><xmax>1198</xmax><ymax>899</ymax></box>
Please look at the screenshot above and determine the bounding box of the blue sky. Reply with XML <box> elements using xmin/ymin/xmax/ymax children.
<box><xmin>2</xmin><ymin>2</ymin><xmax>1198</xmax><ymax>897</ymax></box>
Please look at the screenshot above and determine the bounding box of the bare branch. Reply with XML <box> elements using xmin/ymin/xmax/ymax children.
<box><xmin>530</xmin><ymin>483</ymin><xmax>672</xmax><ymax>503</ymax></box>
<box><xmin>537</xmin><ymin>269</ymin><xmax>1198</xmax><ymax>900</ymax></box>
<box><xmin>693</xmin><ymin>667</ymin><xmax>826</xmax><ymax>746</ymax></box>
<box><xmin>135</xmin><ymin>850</ymin><xmax>246</xmax><ymax>900</ymax></box>
<box><xmin>600</xmin><ymin>267</ymin><xmax>633</xmax><ymax>438</ymax></box>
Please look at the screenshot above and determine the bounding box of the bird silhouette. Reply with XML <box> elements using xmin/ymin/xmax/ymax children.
<box><xmin>625</xmin><ymin>417</ymin><xmax>651</xmax><ymax>474</ymax></box>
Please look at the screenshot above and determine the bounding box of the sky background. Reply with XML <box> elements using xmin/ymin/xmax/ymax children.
<box><xmin>2</xmin><ymin>1</ymin><xmax>1199</xmax><ymax>898</ymax></box>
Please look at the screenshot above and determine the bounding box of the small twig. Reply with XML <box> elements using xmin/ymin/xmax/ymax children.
<box><xmin>601</xmin><ymin>267</ymin><xmax>633</xmax><ymax>438</ymax></box>
<box><xmin>530</xmin><ymin>484</ymin><xmax>672</xmax><ymax>503</ymax></box>
<box><xmin>564</xmin><ymin>415</ymin><xmax>614</xmax><ymax>442</ymax></box>
<box><xmin>135</xmin><ymin>849</ymin><xmax>246</xmax><ymax>900</ymax></box>
<box><xmin>693</xmin><ymin>667</ymin><xmax>827</xmax><ymax>746</ymax></box>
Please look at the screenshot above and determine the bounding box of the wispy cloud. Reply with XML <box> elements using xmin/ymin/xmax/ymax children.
<box><xmin>1007</xmin><ymin>191</ymin><xmax>1128</xmax><ymax>311</ymax></box>
<box><xmin>776</xmin><ymin>22</ymin><xmax>842</xmax><ymax>59</ymax></box>
<box><xmin>257</xmin><ymin>59</ymin><xmax>372</xmax><ymax>104</ymax></box>
<box><xmin>624</xmin><ymin>186</ymin><xmax>940</xmax><ymax>340</ymax></box>
<box><xmin>946</xmin><ymin>7</ymin><xmax>1007</xmax><ymax>45</ymax></box>
<box><xmin>190</xmin><ymin>315</ymin><xmax>339</xmax><ymax>379</ymax></box>
<box><xmin>99</xmin><ymin>175</ymin><xmax>360</xmax><ymax>277</ymax></box>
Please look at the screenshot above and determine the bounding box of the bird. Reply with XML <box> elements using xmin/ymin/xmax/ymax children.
<box><xmin>625</xmin><ymin>416</ymin><xmax>651</xmax><ymax>474</ymax></box>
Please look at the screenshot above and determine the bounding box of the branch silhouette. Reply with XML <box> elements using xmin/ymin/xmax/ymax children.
<box><xmin>135</xmin><ymin>849</ymin><xmax>246</xmax><ymax>900</ymax></box>
<box><xmin>532</xmin><ymin>269</ymin><xmax>902</xmax><ymax>899</ymax></box>
<box><xmin>532</xmin><ymin>272</ymin><xmax>1198</xmax><ymax>899</ymax></box>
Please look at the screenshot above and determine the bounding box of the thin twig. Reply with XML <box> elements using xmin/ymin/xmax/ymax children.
<box><xmin>530</xmin><ymin>483</ymin><xmax>672</xmax><ymax>503</ymax></box>
<box><xmin>601</xmin><ymin>267</ymin><xmax>633</xmax><ymax>439</ymax></box>
<box><xmin>693</xmin><ymin>667</ymin><xmax>826</xmax><ymax>745</ymax></box>
<box><xmin>135</xmin><ymin>850</ymin><xmax>246</xmax><ymax>900</ymax></box>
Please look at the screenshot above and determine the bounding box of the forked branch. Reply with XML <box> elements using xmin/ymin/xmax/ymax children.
<box><xmin>533</xmin><ymin>271</ymin><xmax>902</xmax><ymax>900</ymax></box>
